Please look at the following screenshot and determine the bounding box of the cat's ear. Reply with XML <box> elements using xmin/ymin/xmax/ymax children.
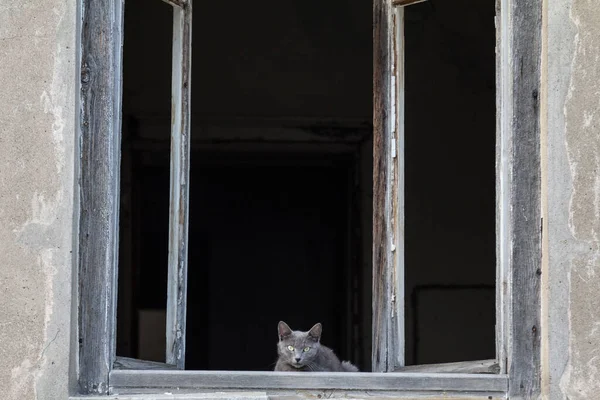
<box><xmin>278</xmin><ymin>321</ymin><xmax>293</xmax><ymax>340</ymax></box>
<box><xmin>308</xmin><ymin>323</ymin><xmax>322</xmax><ymax>342</ymax></box>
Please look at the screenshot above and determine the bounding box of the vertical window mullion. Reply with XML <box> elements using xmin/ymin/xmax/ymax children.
<box><xmin>373</xmin><ymin>0</ymin><xmax>404</xmax><ymax>373</ymax></box>
<box><xmin>373</xmin><ymin>0</ymin><xmax>419</xmax><ymax>373</ymax></box>
<box><xmin>166</xmin><ymin>0</ymin><xmax>192</xmax><ymax>370</ymax></box>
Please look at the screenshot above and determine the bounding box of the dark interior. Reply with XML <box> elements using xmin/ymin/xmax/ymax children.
<box><xmin>403</xmin><ymin>1</ymin><xmax>497</xmax><ymax>364</ymax></box>
<box><xmin>117</xmin><ymin>0</ymin><xmax>496</xmax><ymax>370</ymax></box>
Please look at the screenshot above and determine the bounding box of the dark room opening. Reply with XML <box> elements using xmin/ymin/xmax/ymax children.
<box><xmin>116</xmin><ymin>0</ymin><xmax>496</xmax><ymax>371</ymax></box>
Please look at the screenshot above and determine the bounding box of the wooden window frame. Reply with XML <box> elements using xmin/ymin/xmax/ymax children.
<box><xmin>76</xmin><ymin>0</ymin><xmax>541</xmax><ymax>397</ymax></box>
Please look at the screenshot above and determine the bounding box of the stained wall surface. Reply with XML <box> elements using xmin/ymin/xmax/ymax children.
<box><xmin>0</xmin><ymin>0</ymin><xmax>77</xmax><ymax>399</ymax></box>
<box><xmin>544</xmin><ymin>0</ymin><xmax>600</xmax><ymax>399</ymax></box>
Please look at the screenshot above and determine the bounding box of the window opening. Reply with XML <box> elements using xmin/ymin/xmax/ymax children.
<box><xmin>116</xmin><ymin>0</ymin><xmax>496</xmax><ymax>372</ymax></box>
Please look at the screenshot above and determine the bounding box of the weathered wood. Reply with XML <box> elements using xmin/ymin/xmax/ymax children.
<box><xmin>161</xmin><ymin>0</ymin><xmax>187</xmax><ymax>8</ymax></box>
<box><xmin>72</xmin><ymin>394</ymin><xmax>267</xmax><ymax>400</ymax></box>
<box><xmin>109</xmin><ymin>391</ymin><xmax>507</xmax><ymax>399</ymax></box>
<box><xmin>110</xmin><ymin>392</ymin><xmax>509</xmax><ymax>400</ymax></box>
<box><xmin>267</xmin><ymin>394</ymin><xmax>505</xmax><ymax>400</ymax></box>
<box><xmin>495</xmin><ymin>0</ymin><xmax>506</xmax><ymax>377</ymax></box>
<box><xmin>396</xmin><ymin>359</ymin><xmax>500</xmax><ymax>374</ymax></box>
<box><xmin>166</xmin><ymin>2</ymin><xmax>193</xmax><ymax>370</ymax></box>
<box><xmin>504</xmin><ymin>0</ymin><xmax>542</xmax><ymax>397</ymax></box>
<box><xmin>372</xmin><ymin>0</ymin><xmax>392</xmax><ymax>373</ymax></box>
<box><xmin>77</xmin><ymin>394</ymin><xmax>504</xmax><ymax>400</ymax></box>
<box><xmin>114</xmin><ymin>357</ymin><xmax>178</xmax><ymax>371</ymax></box>
<box><xmin>110</xmin><ymin>371</ymin><xmax>508</xmax><ymax>393</ymax></box>
<box><xmin>78</xmin><ymin>0</ymin><xmax>125</xmax><ymax>394</ymax></box>
<box><xmin>372</xmin><ymin>0</ymin><xmax>404</xmax><ymax>372</ymax></box>
<box><xmin>390</xmin><ymin>5</ymin><xmax>405</xmax><ymax>372</ymax></box>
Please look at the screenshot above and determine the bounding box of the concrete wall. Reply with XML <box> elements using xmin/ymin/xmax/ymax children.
<box><xmin>544</xmin><ymin>0</ymin><xmax>600</xmax><ymax>399</ymax></box>
<box><xmin>0</xmin><ymin>0</ymin><xmax>77</xmax><ymax>399</ymax></box>
<box><xmin>1</xmin><ymin>0</ymin><xmax>600</xmax><ymax>398</ymax></box>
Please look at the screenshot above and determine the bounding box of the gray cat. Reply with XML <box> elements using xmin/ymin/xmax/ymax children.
<box><xmin>274</xmin><ymin>321</ymin><xmax>359</xmax><ymax>372</ymax></box>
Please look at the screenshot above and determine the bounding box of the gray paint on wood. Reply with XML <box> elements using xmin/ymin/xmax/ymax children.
<box><xmin>110</xmin><ymin>370</ymin><xmax>508</xmax><ymax>393</ymax></box>
<box><xmin>78</xmin><ymin>0</ymin><xmax>125</xmax><ymax>394</ymax></box>
<box><xmin>505</xmin><ymin>0</ymin><xmax>542</xmax><ymax>397</ymax></box>
<box><xmin>166</xmin><ymin>0</ymin><xmax>193</xmax><ymax>370</ymax></box>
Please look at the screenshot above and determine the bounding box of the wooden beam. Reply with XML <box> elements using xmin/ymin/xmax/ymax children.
<box><xmin>165</xmin><ymin>1</ymin><xmax>193</xmax><ymax>370</ymax></box>
<box><xmin>78</xmin><ymin>0</ymin><xmax>124</xmax><ymax>394</ymax></box>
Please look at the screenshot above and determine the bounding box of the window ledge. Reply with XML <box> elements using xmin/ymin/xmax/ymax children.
<box><xmin>71</xmin><ymin>390</ymin><xmax>507</xmax><ymax>400</ymax></box>
<box><xmin>105</xmin><ymin>370</ymin><xmax>507</xmax><ymax>399</ymax></box>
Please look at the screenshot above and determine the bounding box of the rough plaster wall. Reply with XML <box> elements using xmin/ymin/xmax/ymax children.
<box><xmin>0</xmin><ymin>0</ymin><xmax>76</xmax><ymax>399</ymax></box>
<box><xmin>547</xmin><ymin>0</ymin><xmax>600</xmax><ymax>399</ymax></box>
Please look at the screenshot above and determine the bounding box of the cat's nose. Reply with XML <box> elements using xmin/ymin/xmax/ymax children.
<box><xmin>295</xmin><ymin>357</ymin><xmax>301</xmax><ymax>363</ymax></box>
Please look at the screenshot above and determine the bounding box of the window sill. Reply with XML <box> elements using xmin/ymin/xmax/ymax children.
<box><xmin>100</xmin><ymin>370</ymin><xmax>507</xmax><ymax>399</ymax></box>
<box><xmin>71</xmin><ymin>389</ymin><xmax>506</xmax><ymax>400</ymax></box>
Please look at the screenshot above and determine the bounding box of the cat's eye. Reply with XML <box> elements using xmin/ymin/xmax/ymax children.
<box><xmin>303</xmin><ymin>346</ymin><xmax>311</xmax><ymax>352</ymax></box>
<box><xmin>287</xmin><ymin>345</ymin><xmax>294</xmax><ymax>351</ymax></box>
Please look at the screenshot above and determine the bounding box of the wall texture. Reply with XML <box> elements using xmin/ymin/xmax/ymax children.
<box><xmin>0</xmin><ymin>0</ymin><xmax>76</xmax><ymax>399</ymax></box>
<box><xmin>545</xmin><ymin>0</ymin><xmax>600</xmax><ymax>399</ymax></box>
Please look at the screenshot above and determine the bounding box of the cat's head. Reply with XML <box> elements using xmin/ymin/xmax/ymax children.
<box><xmin>276</xmin><ymin>321</ymin><xmax>322</xmax><ymax>370</ymax></box>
